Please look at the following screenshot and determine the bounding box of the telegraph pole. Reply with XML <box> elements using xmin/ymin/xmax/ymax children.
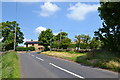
<box><xmin>50</xmin><ymin>38</ymin><xmax>52</xmax><ymax>51</ymax></box>
<box><xmin>59</xmin><ymin>29</ymin><xmax>62</xmax><ymax>49</ymax></box>
<box><xmin>14</xmin><ymin>1</ymin><xmax>17</xmax><ymax>51</ymax></box>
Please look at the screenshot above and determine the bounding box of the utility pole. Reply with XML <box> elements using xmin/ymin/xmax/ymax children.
<box><xmin>14</xmin><ymin>1</ymin><xmax>17</xmax><ymax>51</ymax></box>
<box><xmin>50</xmin><ymin>37</ymin><xmax>52</xmax><ymax>51</ymax></box>
<box><xmin>59</xmin><ymin>29</ymin><xmax>62</xmax><ymax>49</ymax></box>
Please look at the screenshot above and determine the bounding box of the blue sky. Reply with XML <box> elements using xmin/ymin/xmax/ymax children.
<box><xmin>2</xmin><ymin>2</ymin><xmax>102</xmax><ymax>45</ymax></box>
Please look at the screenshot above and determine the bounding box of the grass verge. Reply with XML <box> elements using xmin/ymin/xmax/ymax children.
<box><xmin>41</xmin><ymin>51</ymin><xmax>120</xmax><ymax>72</ymax></box>
<box><xmin>1</xmin><ymin>51</ymin><xmax>20</xmax><ymax>78</ymax></box>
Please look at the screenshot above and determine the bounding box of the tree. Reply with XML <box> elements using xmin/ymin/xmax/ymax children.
<box><xmin>38</xmin><ymin>29</ymin><xmax>53</xmax><ymax>51</ymax></box>
<box><xmin>94</xmin><ymin>2</ymin><xmax>120</xmax><ymax>52</ymax></box>
<box><xmin>75</xmin><ymin>35</ymin><xmax>81</xmax><ymax>48</ymax></box>
<box><xmin>2</xmin><ymin>21</ymin><xmax>24</xmax><ymax>50</ymax></box>
<box><xmin>52</xmin><ymin>32</ymin><xmax>71</xmax><ymax>49</ymax></box>
<box><xmin>0</xmin><ymin>23</ymin><xmax>2</xmax><ymax>51</ymax></box>
<box><xmin>75</xmin><ymin>34</ymin><xmax>91</xmax><ymax>49</ymax></box>
<box><xmin>60</xmin><ymin>37</ymin><xmax>71</xmax><ymax>49</ymax></box>
<box><xmin>89</xmin><ymin>37</ymin><xmax>101</xmax><ymax>49</ymax></box>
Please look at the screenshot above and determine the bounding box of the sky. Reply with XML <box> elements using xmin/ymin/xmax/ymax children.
<box><xmin>2</xmin><ymin>2</ymin><xmax>102</xmax><ymax>46</ymax></box>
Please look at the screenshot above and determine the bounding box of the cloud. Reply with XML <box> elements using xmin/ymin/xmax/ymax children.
<box><xmin>53</xmin><ymin>32</ymin><xmax>58</xmax><ymax>35</ymax></box>
<box><xmin>35</xmin><ymin>26</ymin><xmax>47</xmax><ymax>34</ymax></box>
<box><xmin>67</xmin><ymin>3</ymin><xmax>100</xmax><ymax>21</ymax></box>
<box><xmin>23</xmin><ymin>38</ymin><xmax>31</xmax><ymax>42</ymax></box>
<box><xmin>39</xmin><ymin>2</ymin><xmax>60</xmax><ymax>17</ymax></box>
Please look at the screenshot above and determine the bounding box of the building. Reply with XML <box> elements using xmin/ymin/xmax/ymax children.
<box><xmin>24</xmin><ymin>40</ymin><xmax>44</xmax><ymax>51</ymax></box>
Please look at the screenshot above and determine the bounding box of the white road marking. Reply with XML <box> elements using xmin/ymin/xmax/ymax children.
<box><xmin>49</xmin><ymin>63</ymin><xmax>84</xmax><ymax>79</ymax></box>
<box><xmin>36</xmin><ymin>57</ymin><xmax>44</xmax><ymax>61</ymax></box>
<box><xmin>31</xmin><ymin>55</ymin><xmax>34</xmax><ymax>57</ymax></box>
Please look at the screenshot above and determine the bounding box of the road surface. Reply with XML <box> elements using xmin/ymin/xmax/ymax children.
<box><xmin>19</xmin><ymin>52</ymin><xmax>119</xmax><ymax>79</ymax></box>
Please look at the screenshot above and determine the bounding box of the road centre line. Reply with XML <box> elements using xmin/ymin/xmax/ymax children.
<box><xmin>36</xmin><ymin>57</ymin><xmax>44</xmax><ymax>61</ymax></box>
<box><xmin>49</xmin><ymin>63</ymin><xmax>85</xmax><ymax>79</ymax></box>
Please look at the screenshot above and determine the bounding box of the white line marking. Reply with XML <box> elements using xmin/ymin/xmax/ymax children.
<box><xmin>49</xmin><ymin>63</ymin><xmax>84</xmax><ymax>79</ymax></box>
<box><xmin>36</xmin><ymin>57</ymin><xmax>44</xmax><ymax>61</ymax></box>
<box><xmin>31</xmin><ymin>55</ymin><xmax>34</xmax><ymax>57</ymax></box>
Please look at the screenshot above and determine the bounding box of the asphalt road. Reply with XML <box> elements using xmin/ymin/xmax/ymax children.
<box><xmin>19</xmin><ymin>52</ymin><xmax>119</xmax><ymax>79</ymax></box>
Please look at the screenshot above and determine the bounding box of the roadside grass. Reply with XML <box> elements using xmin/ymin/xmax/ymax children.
<box><xmin>77</xmin><ymin>51</ymin><xmax>120</xmax><ymax>72</ymax></box>
<box><xmin>41</xmin><ymin>51</ymin><xmax>87</xmax><ymax>61</ymax></box>
<box><xmin>1</xmin><ymin>51</ymin><xmax>20</xmax><ymax>78</ymax></box>
<box><xmin>41</xmin><ymin>51</ymin><xmax>120</xmax><ymax>72</ymax></box>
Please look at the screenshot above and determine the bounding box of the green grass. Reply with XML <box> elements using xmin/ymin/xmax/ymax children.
<box><xmin>41</xmin><ymin>51</ymin><xmax>86</xmax><ymax>61</ymax></box>
<box><xmin>41</xmin><ymin>51</ymin><xmax>120</xmax><ymax>72</ymax></box>
<box><xmin>76</xmin><ymin>51</ymin><xmax>120</xmax><ymax>72</ymax></box>
<box><xmin>1</xmin><ymin>51</ymin><xmax>20</xmax><ymax>78</ymax></box>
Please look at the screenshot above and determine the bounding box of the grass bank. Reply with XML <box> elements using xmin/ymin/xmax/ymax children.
<box><xmin>41</xmin><ymin>51</ymin><xmax>87</xmax><ymax>61</ymax></box>
<box><xmin>41</xmin><ymin>51</ymin><xmax>120</xmax><ymax>72</ymax></box>
<box><xmin>1</xmin><ymin>51</ymin><xmax>20</xmax><ymax>78</ymax></box>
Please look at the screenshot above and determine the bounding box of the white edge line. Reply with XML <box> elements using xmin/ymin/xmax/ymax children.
<box><xmin>49</xmin><ymin>63</ymin><xmax>85</xmax><ymax>79</ymax></box>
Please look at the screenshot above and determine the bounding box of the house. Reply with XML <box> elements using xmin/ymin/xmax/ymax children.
<box><xmin>24</xmin><ymin>40</ymin><xmax>44</xmax><ymax>51</ymax></box>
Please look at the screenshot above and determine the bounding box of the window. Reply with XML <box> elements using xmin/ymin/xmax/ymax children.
<box><xmin>32</xmin><ymin>44</ymin><xmax>34</xmax><ymax>46</ymax></box>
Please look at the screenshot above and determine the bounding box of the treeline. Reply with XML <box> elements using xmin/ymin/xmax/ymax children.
<box><xmin>0</xmin><ymin>21</ymin><xmax>24</xmax><ymax>51</ymax></box>
<box><xmin>94</xmin><ymin>2</ymin><xmax>120</xmax><ymax>53</ymax></box>
<box><xmin>38</xmin><ymin>29</ymin><xmax>101</xmax><ymax>51</ymax></box>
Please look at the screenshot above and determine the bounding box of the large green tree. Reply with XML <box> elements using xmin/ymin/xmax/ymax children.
<box><xmin>75</xmin><ymin>34</ymin><xmax>91</xmax><ymax>49</ymax></box>
<box><xmin>89</xmin><ymin>37</ymin><xmax>101</xmax><ymax>49</ymax></box>
<box><xmin>94</xmin><ymin>2</ymin><xmax>120</xmax><ymax>52</ymax></box>
<box><xmin>52</xmin><ymin>32</ymin><xmax>71</xmax><ymax>49</ymax></box>
<box><xmin>38</xmin><ymin>29</ymin><xmax>53</xmax><ymax>51</ymax></box>
<box><xmin>2</xmin><ymin>21</ymin><xmax>24</xmax><ymax>50</ymax></box>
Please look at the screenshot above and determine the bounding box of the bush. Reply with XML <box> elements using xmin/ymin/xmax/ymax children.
<box><xmin>27</xmin><ymin>47</ymin><xmax>35</xmax><ymax>51</ymax></box>
<box><xmin>68</xmin><ymin>44</ymin><xmax>76</xmax><ymax>48</ymax></box>
<box><xmin>16</xmin><ymin>47</ymin><xmax>35</xmax><ymax>51</ymax></box>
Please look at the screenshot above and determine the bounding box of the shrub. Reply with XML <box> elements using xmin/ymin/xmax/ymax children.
<box><xmin>16</xmin><ymin>47</ymin><xmax>35</xmax><ymax>51</ymax></box>
<box><xmin>27</xmin><ymin>47</ymin><xmax>35</xmax><ymax>51</ymax></box>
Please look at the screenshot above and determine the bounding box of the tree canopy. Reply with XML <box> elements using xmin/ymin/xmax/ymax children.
<box><xmin>75</xmin><ymin>34</ymin><xmax>91</xmax><ymax>49</ymax></box>
<box><xmin>95</xmin><ymin>2</ymin><xmax>120</xmax><ymax>52</ymax></box>
<box><xmin>1</xmin><ymin>21</ymin><xmax>24</xmax><ymax>50</ymax></box>
<box><xmin>52</xmin><ymin>32</ymin><xmax>71</xmax><ymax>49</ymax></box>
<box><xmin>38</xmin><ymin>29</ymin><xmax>53</xmax><ymax>51</ymax></box>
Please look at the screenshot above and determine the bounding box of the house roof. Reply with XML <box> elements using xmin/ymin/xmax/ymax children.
<box><xmin>24</xmin><ymin>41</ymin><xmax>41</xmax><ymax>44</ymax></box>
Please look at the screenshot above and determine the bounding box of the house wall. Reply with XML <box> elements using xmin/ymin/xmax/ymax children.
<box><xmin>26</xmin><ymin>44</ymin><xmax>44</xmax><ymax>51</ymax></box>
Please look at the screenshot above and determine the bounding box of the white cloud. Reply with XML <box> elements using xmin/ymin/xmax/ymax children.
<box><xmin>53</xmin><ymin>32</ymin><xmax>58</xmax><ymax>35</ymax></box>
<box><xmin>35</xmin><ymin>26</ymin><xmax>47</xmax><ymax>34</ymax></box>
<box><xmin>39</xmin><ymin>2</ymin><xmax>60</xmax><ymax>17</ymax></box>
<box><xmin>67</xmin><ymin>3</ymin><xmax>100</xmax><ymax>21</ymax></box>
<box><xmin>23</xmin><ymin>38</ymin><xmax>31</xmax><ymax>42</ymax></box>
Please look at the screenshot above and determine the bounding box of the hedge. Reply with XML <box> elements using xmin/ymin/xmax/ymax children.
<box><xmin>16</xmin><ymin>47</ymin><xmax>35</xmax><ymax>51</ymax></box>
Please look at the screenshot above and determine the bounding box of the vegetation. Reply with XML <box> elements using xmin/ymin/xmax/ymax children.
<box><xmin>1</xmin><ymin>51</ymin><xmax>20</xmax><ymax>78</ymax></box>
<box><xmin>75</xmin><ymin>34</ymin><xmax>91</xmax><ymax>49</ymax></box>
<box><xmin>89</xmin><ymin>37</ymin><xmax>101</xmax><ymax>49</ymax></box>
<box><xmin>41</xmin><ymin>51</ymin><xmax>120</xmax><ymax>72</ymax></box>
<box><xmin>52</xmin><ymin>32</ymin><xmax>71</xmax><ymax>49</ymax></box>
<box><xmin>16</xmin><ymin>47</ymin><xmax>35</xmax><ymax>51</ymax></box>
<box><xmin>76</xmin><ymin>50</ymin><xmax>120</xmax><ymax>72</ymax></box>
<box><xmin>38</xmin><ymin>29</ymin><xmax>53</xmax><ymax>51</ymax></box>
<box><xmin>95</xmin><ymin>2</ymin><xmax>120</xmax><ymax>52</ymax></box>
<box><xmin>1</xmin><ymin>21</ymin><xmax>24</xmax><ymax>51</ymax></box>
<box><xmin>41</xmin><ymin>51</ymin><xmax>86</xmax><ymax>61</ymax></box>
